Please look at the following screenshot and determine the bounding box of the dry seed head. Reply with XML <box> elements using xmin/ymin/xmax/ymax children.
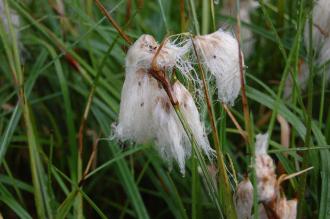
<box><xmin>115</xmin><ymin>35</ymin><xmax>162</xmax><ymax>143</ymax></box>
<box><xmin>275</xmin><ymin>198</ymin><xmax>297</xmax><ymax>219</ymax></box>
<box><xmin>115</xmin><ymin>35</ymin><xmax>212</xmax><ymax>173</ymax></box>
<box><xmin>193</xmin><ymin>29</ymin><xmax>242</xmax><ymax>105</ymax></box>
<box><xmin>235</xmin><ymin>178</ymin><xmax>253</xmax><ymax>219</ymax></box>
<box><xmin>153</xmin><ymin>81</ymin><xmax>213</xmax><ymax>173</ymax></box>
<box><xmin>255</xmin><ymin>133</ymin><xmax>277</xmax><ymax>202</ymax></box>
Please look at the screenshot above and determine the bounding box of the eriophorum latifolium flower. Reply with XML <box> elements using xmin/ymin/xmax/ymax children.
<box><xmin>114</xmin><ymin>34</ymin><xmax>213</xmax><ymax>174</ymax></box>
<box><xmin>234</xmin><ymin>133</ymin><xmax>297</xmax><ymax>219</ymax></box>
<box><xmin>193</xmin><ymin>29</ymin><xmax>242</xmax><ymax>106</ymax></box>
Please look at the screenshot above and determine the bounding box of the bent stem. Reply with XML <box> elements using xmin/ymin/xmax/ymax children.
<box><xmin>236</xmin><ymin>1</ymin><xmax>257</xmax><ymax>218</ymax></box>
<box><xmin>149</xmin><ymin>47</ymin><xmax>223</xmax><ymax>217</ymax></box>
<box><xmin>191</xmin><ymin>37</ymin><xmax>237</xmax><ymax>219</ymax></box>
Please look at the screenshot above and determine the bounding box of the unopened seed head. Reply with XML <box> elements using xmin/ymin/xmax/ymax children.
<box><xmin>275</xmin><ymin>198</ymin><xmax>297</xmax><ymax>219</ymax></box>
<box><xmin>235</xmin><ymin>178</ymin><xmax>253</xmax><ymax>219</ymax></box>
<box><xmin>255</xmin><ymin>133</ymin><xmax>277</xmax><ymax>202</ymax></box>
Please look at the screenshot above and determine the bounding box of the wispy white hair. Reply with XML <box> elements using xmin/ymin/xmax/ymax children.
<box><xmin>193</xmin><ymin>29</ymin><xmax>242</xmax><ymax>105</ymax></box>
<box><xmin>153</xmin><ymin>81</ymin><xmax>214</xmax><ymax>173</ymax></box>
<box><xmin>115</xmin><ymin>34</ymin><xmax>213</xmax><ymax>173</ymax></box>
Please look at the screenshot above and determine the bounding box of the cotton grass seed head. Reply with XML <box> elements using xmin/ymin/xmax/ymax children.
<box><xmin>235</xmin><ymin>178</ymin><xmax>253</xmax><ymax>219</ymax></box>
<box><xmin>125</xmin><ymin>34</ymin><xmax>158</xmax><ymax>71</ymax></box>
<box><xmin>153</xmin><ymin>81</ymin><xmax>213</xmax><ymax>173</ymax></box>
<box><xmin>193</xmin><ymin>29</ymin><xmax>242</xmax><ymax>105</ymax></box>
<box><xmin>275</xmin><ymin>197</ymin><xmax>297</xmax><ymax>219</ymax></box>
<box><xmin>255</xmin><ymin>133</ymin><xmax>277</xmax><ymax>202</ymax></box>
<box><xmin>115</xmin><ymin>34</ymin><xmax>161</xmax><ymax>143</ymax></box>
<box><xmin>115</xmin><ymin>34</ymin><xmax>213</xmax><ymax>174</ymax></box>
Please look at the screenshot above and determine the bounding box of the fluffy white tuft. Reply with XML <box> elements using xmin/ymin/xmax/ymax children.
<box><xmin>115</xmin><ymin>35</ymin><xmax>213</xmax><ymax>173</ymax></box>
<box><xmin>153</xmin><ymin>81</ymin><xmax>214</xmax><ymax>173</ymax></box>
<box><xmin>235</xmin><ymin>178</ymin><xmax>253</xmax><ymax>219</ymax></box>
<box><xmin>193</xmin><ymin>29</ymin><xmax>242</xmax><ymax>105</ymax></box>
<box><xmin>115</xmin><ymin>35</ymin><xmax>160</xmax><ymax>143</ymax></box>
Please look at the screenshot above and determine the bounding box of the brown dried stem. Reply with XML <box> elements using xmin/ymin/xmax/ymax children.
<box><xmin>149</xmin><ymin>39</ymin><xmax>178</xmax><ymax>105</ymax></box>
<box><xmin>222</xmin><ymin>103</ymin><xmax>247</xmax><ymax>142</ymax></box>
<box><xmin>94</xmin><ymin>0</ymin><xmax>132</xmax><ymax>45</ymax></box>
<box><xmin>191</xmin><ymin>37</ymin><xmax>237</xmax><ymax>219</ymax></box>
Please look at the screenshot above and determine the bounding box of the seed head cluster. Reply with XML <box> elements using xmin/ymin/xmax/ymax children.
<box><xmin>235</xmin><ymin>134</ymin><xmax>297</xmax><ymax>219</ymax></box>
<box><xmin>115</xmin><ymin>29</ymin><xmax>242</xmax><ymax>173</ymax></box>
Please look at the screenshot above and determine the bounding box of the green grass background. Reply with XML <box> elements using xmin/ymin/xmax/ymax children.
<box><xmin>0</xmin><ymin>0</ymin><xmax>329</xmax><ymax>218</ymax></box>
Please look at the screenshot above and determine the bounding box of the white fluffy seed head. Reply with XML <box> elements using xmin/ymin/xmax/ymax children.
<box><xmin>235</xmin><ymin>178</ymin><xmax>253</xmax><ymax>219</ymax></box>
<box><xmin>125</xmin><ymin>34</ymin><xmax>158</xmax><ymax>71</ymax></box>
<box><xmin>193</xmin><ymin>29</ymin><xmax>242</xmax><ymax>105</ymax></box>
<box><xmin>115</xmin><ymin>34</ymin><xmax>161</xmax><ymax>143</ymax></box>
<box><xmin>115</xmin><ymin>35</ymin><xmax>213</xmax><ymax>173</ymax></box>
<box><xmin>156</xmin><ymin>38</ymin><xmax>192</xmax><ymax>74</ymax></box>
<box><xmin>153</xmin><ymin>81</ymin><xmax>214</xmax><ymax>173</ymax></box>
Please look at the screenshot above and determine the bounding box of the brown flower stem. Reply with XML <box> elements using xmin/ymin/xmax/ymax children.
<box><xmin>94</xmin><ymin>0</ymin><xmax>132</xmax><ymax>45</ymax></box>
<box><xmin>236</xmin><ymin>2</ymin><xmax>257</xmax><ymax>219</ymax></box>
<box><xmin>191</xmin><ymin>37</ymin><xmax>237</xmax><ymax>219</ymax></box>
<box><xmin>149</xmin><ymin>39</ymin><xmax>178</xmax><ymax>105</ymax></box>
<box><xmin>180</xmin><ymin>0</ymin><xmax>185</xmax><ymax>32</ymax></box>
<box><xmin>222</xmin><ymin>103</ymin><xmax>247</xmax><ymax>142</ymax></box>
